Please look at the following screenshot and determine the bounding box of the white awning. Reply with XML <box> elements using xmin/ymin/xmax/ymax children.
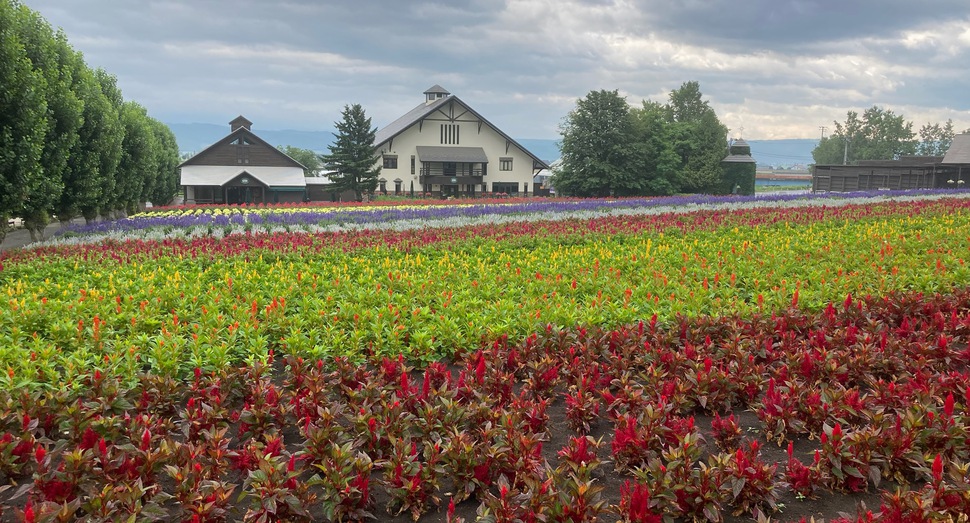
<box><xmin>180</xmin><ymin>166</ymin><xmax>306</xmax><ymax>187</ymax></box>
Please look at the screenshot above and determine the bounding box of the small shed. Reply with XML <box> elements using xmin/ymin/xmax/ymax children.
<box><xmin>721</xmin><ymin>139</ymin><xmax>757</xmax><ymax>195</ymax></box>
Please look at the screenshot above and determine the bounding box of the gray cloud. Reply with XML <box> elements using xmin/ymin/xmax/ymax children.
<box><xmin>24</xmin><ymin>0</ymin><xmax>970</xmax><ymax>139</ymax></box>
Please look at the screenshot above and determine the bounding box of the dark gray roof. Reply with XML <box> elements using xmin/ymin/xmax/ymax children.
<box><xmin>942</xmin><ymin>134</ymin><xmax>970</xmax><ymax>164</ymax></box>
<box><xmin>373</xmin><ymin>96</ymin><xmax>450</xmax><ymax>146</ymax></box>
<box><xmin>416</xmin><ymin>146</ymin><xmax>488</xmax><ymax>163</ymax></box>
<box><xmin>722</xmin><ymin>155</ymin><xmax>757</xmax><ymax>163</ymax></box>
<box><xmin>423</xmin><ymin>84</ymin><xmax>450</xmax><ymax>95</ymax></box>
<box><xmin>373</xmin><ymin>95</ymin><xmax>551</xmax><ymax>170</ymax></box>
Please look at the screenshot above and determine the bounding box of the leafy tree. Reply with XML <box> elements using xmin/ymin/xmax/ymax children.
<box><xmin>116</xmin><ymin>102</ymin><xmax>159</xmax><ymax>215</ymax></box>
<box><xmin>278</xmin><ymin>145</ymin><xmax>322</xmax><ymax>176</ymax></box>
<box><xmin>667</xmin><ymin>80</ymin><xmax>713</xmax><ymax>123</ymax></box>
<box><xmin>55</xmin><ymin>54</ymin><xmax>114</xmax><ymax>224</ymax></box>
<box><xmin>812</xmin><ymin>106</ymin><xmax>916</xmax><ymax>165</ymax></box>
<box><xmin>322</xmin><ymin>104</ymin><xmax>380</xmax><ymax>202</ymax></box>
<box><xmin>555</xmin><ymin>83</ymin><xmax>730</xmax><ymax>196</ymax></box>
<box><xmin>629</xmin><ymin>101</ymin><xmax>681</xmax><ymax>196</ymax></box>
<box><xmin>917</xmin><ymin>119</ymin><xmax>955</xmax><ymax>157</ymax></box>
<box><xmin>664</xmin><ymin>81</ymin><xmax>729</xmax><ymax>193</ymax></box>
<box><xmin>145</xmin><ymin>117</ymin><xmax>181</xmax><ymax>206</ymax></box>
<box><xmin>91</xmin><ymin>69</ymin><xmax>124</xmax><ymax>219</ymax></box>
<box><xmin>0</xmin><ymin>0</ymin><xmax>47</xmax><ymax>245</ymax></box>
<box><xmin>12</xmin><ymin>2</ymin><xmax>83</xmax><ymax>239</ymax></box>
<box><xmin>554</xmin><ymin>90</ymin><xmax>640</xmax><ymax>197</ymax></box>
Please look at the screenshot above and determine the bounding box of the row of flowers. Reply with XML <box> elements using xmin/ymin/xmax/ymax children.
<box><xmin>1</xmin><ymin>290</ymin><xmax>969</xmax><ymax>521</ymax></box>
<box><xmin>2</xmin><ymin>197</ymin><xmax>969</xmax><ymax>388</ymax></box>
<box><xmin>44</xmin><ymin>189</ymin><xmax>970</xmax><ymax>249</ymax></box>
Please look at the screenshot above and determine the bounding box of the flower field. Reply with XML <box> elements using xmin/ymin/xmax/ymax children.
<box><xmin>1</xmin><ymin>191</ymin><xmax>970</xmax><ymax>522</ymax></box>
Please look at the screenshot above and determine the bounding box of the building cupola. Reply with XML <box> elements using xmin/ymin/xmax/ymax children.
<box><xmin>423</xmin><ymin>85</ymin><xmax>450</xmax><ymax>105</ymax></box>
<box><xmin>230</xmin><ymin>115</ymin><xmax>253</xmax><ymax>132</ymax></box>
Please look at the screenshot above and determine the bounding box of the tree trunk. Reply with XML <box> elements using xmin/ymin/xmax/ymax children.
<box><xmin>24</xmin><ymin>213</ymin><xmax>49</xmax><ymax>243</ymax></box>
<box><xmin>82</xmin><ymin>208</ymin><xmax>99</xmax><ymax>225</ymax></box>
<box><xmin>27</xmin><ymin>226</ymin><xmax>42</xmax><ymax>243</ymax></box>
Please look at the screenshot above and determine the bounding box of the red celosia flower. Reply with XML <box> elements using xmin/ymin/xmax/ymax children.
<box><xmin>352</xmin><ymin>471</ymin><xmax>370</xmax><ymax>502</ymax></box>
<box><xmin>447</xmin><ymin>497</ymin><xmax>457</xmax><ymax>523</ymax></box>
<box><xmin>79</xmin><ymin>427</ymin><xmax>98</xmax><ymax>450</ymax></box>
<box><xmin>620</xmin><ymin>481</ymin><xmax>662</xmax><ymax>523</ymax></box>
<box><xmin>475</xmin><ymin>358</ymin><xmax>486</xmax><ymax>384</ymax></box>
<box><xmin>265</xmin><ymin>436</ymin><xmax>283</xmax><ymax>457</ymax></box>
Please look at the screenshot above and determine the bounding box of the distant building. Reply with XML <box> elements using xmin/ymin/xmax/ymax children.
<box><xmin>373</xmin><ymin>85</ymin><xmax>550</xmax><ymax>197</ymax></box>
<box><xmin>179</xmin><ymin>117</ymin><xmax>309</xmax><ymax>204</ymax></box>
<box><xmin>811</xmin><ymin>133</ymin><xmax>970</xmax><ymax>193</ymax></box>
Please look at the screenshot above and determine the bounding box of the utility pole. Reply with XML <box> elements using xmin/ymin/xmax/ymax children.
<box><xmin>843</xmin><ymin>137</ymin><xmax>850</xmax><ymax>165</ymax></box>
<box><xmin>819</xmin><ymin>126</ymin><xmax>827</xmax><ymax>140</ymax></box>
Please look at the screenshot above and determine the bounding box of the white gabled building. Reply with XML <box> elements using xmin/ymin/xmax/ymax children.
<box><xmin>373</xmin><ymin>85</ymin><xmax>550</xmax><ymax>197</ymax></box>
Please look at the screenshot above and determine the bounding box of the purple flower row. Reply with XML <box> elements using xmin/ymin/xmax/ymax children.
<box><xmin>57</xmin><ymin>189</ymin><xmax>969</xmax><ymax>237</ymax></box>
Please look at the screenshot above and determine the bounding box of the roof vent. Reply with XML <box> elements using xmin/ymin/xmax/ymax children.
<box><xmin>423</xmin><ymin>85</ymin><xmax>450</xmax><ymax>105</ymax></box>
<box><xmin>230</xmin><ymin>115</ymin><xmax>253</xmax><ymax>132</ymax></box>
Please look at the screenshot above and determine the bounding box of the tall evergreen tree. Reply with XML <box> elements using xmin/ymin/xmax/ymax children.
<box><xmin>0</xmin><ymin>0</ymin><xmax>48</xmax><ymax>245</ymax></box>
<box><xmin>322</xmin><ymin>104</ymin><xmax>380</xmax><ymax>202</ymax></box>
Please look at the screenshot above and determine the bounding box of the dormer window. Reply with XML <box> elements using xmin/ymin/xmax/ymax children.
<box><xmin>231</xmin><ymin>137</ymin><xmax>253</xmax><ymax>146</ymax></box>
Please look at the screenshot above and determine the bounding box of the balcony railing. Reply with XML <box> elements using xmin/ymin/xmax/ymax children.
<box><xmin>420</xmin><ymin>166</ymin><xmax>484</xmax><ymax>177</ymax></box>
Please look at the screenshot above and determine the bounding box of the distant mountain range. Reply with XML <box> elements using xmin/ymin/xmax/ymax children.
<box><xmin>167</xmin><ymin>122</ymin><xmax>817</xmax><ymax>168</ymax></box>
<box><xmin>745</xmin><ymin>139</ymin><xmax>818</xmax><ymax>169</ymax></box>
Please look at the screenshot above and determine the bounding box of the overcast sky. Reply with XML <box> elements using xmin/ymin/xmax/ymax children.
<box><xmin>24</xmin><ymin>0</ymin><xmax>970</xmax><ymax>139</ymax></box>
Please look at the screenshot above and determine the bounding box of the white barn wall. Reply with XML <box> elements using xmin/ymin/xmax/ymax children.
<box><xmin>375</xmin><ymin>100</ymin><xmax>541</xmax><ymax>194</ymax></box>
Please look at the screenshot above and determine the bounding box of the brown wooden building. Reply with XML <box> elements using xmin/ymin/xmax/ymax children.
<box><xmin>812</xmin><ymin>134</ymin><xmax>970</xmax><ymax>192</ymax></box>
<box><xmin>180</xmin><ymin>116</ymin><xmax>310</xmax><ymax>204</ymax></box>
